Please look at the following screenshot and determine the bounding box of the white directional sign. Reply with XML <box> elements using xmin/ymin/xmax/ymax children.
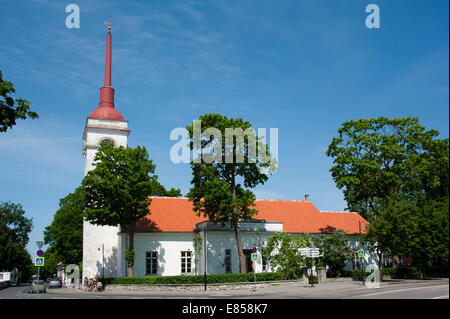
<box><xmin>299</xmin><ymin>248</ymin><xmax>323</xmax><ymax>258</ymax></box>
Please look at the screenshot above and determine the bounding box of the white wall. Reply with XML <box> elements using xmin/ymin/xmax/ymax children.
<box><xmin>117</xmin><ymin>231</ymin><xmax>380</xmax><ymax>278</ymax></box>
<box><xmin>82</xmin><ymin>117</ymin><xmax>129</xmax><ymax>280</ymax></box>
<box><xmin>118</xmin><ymin>230</ymin><xmax>275</xmax><ymax>277</ymax></box>
<box><xmin>119</xmin><ymin>232</ymin><xmax>198</xmax><ymax>277</ymax></box>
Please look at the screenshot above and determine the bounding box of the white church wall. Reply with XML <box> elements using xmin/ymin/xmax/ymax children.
<box><xmin>111</xmin><ymin>231</ymin><xmax>379</xmax><ymax>278</ymax></box>
<box><xmin>82</xmin><ymin>221</ymin><xmax>120</xmax><ymax>279</ymax></box>
<box><xmin>119</xmin><ymin>232</ymin><xmax>198</xmax><ymax>277</ymax></box>
<box><xmin>204</xmin><ymin>231</ymin><xmax>273</xmax><ymax>274</ymax></box>
<box><xmin>82</xmin><ymin>118</ymin><xmax>129</xmax><ymax>280</ymax></box>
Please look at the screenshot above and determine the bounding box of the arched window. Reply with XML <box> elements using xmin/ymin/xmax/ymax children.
<box><xmin>99</xmin><ymin>138</ymin><xmax>114</xmax><ymax>147</ymax></box>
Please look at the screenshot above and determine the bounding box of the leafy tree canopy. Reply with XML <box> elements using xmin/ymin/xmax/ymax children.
<box><xmin>0</xmin><ymin>201</ymin><xmax>34</xmax><ymax>279</ymax></box>
<box><xmin>0</xmin><ymin>70</ymin><xmax>38</xmax><ymax>133</ymax></box>
<box><xmin>44</xmin><ymin>187</ymin><xmax>84</xmax><ymax>266</ymax></box>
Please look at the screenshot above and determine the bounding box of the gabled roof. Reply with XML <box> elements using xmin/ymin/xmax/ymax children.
<box><xmin>131</xmin><ymin>197</ymin><xmax>369</xmax><ymax>235</ymax></box>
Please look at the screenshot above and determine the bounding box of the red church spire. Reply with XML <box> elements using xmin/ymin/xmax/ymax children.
<box><xmin>104</xmin><ymin>27</ymin><xmax>112</xmax><ymax>88</ymax></box>
<box><xmin>89</xmin><ymin>22</ymin><xmax>125</xmax><ymax>121</ymax></box>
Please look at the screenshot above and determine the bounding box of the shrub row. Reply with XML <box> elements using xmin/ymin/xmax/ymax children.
<box><xmin>339</xmin><ymin>270</ymin><xmax>371</xmax><ymax>279</ymax></box>
<box><xmin>380</xmin><ymin>267</ymin><xmax>422</xmax><ymax>279</ymax></box>
<box><xmin>103</xmin><ymin>272</ymin><xmax>285</xmax><ymax>285</ymax></box>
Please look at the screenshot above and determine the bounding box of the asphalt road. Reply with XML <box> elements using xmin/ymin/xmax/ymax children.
<box><xmin>0</xmin><ymin>279</ymin><xmax>448</xmax><ymax>299</ymax></box>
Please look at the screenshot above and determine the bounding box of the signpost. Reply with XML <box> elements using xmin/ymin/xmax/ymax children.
<box><xmin>358</xmin><ymin>221</ymin><xmax>365</xmax><ymax>285</ymax></box>
<box><xmin>251</xmin><ymin>247</ymin><xmax>258</xmax><ymax>292</ymax></box>
<box><xmin>35</xmin><ymin>241</ymin><xmax>45</xmax><ymax>294</ymax></box>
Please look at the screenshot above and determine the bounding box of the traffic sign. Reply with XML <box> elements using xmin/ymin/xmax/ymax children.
<box><xmin>357</xmin><ymin>249</ymin><xmax>365</xmax><ymax>258</ymax></box>
<box><xmin>37</xmin><ymin>249</ymin><xmax>44</xmax><ymax>257</ymax></box>
<box><xmin>251</xmin><ymin>253</ymin><xmax>259</xmax><ymax>262</ymax></box>
<box><xmin>309</xmin><ymin>248</ymin><xmax>320</xmax><ymax>257</ymax></box>
<box><xmin>252</xmin><ymin>247</ymin><xmax>257</xmax><ymax>253</ymax></box>
<box><xmin>34</xmin><ymin>257</ymin><xmax>45</xmax><ymax>267</ymax></box>
<box><xmin>299</xmin><ymin>248</ymin><xmax>322</xmax><ymax>258</ymax></box>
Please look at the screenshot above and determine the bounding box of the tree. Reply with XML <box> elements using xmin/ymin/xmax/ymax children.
<box><xmin>262</xmin><ymin>232</ymin><xmax>311</xmax><ymax>280</ymax></box>
<box><xmin>186</xmin><ymin>113</ymin><xmax>276</xmax><ymax>273</ymax></box>
<box><xmin>0</xmin><ymin>201</ymin><xmax>34</xmax><ymax>281</ymax></box>
<box><xmin>326</xmin><ymin>117</ymin><xmax>449</xmax><ymax>271</ymax></box>
<box><xmin>44</xmin><ymin>187</ymin><xmax>84</xmax><ymax>266</ymax></box>
<box><xmin>312</xmin><ymin>229</ymin><xmax>354</xmax><ymax>277</ymax></box>
<box><xmin>82</xmin><ymin>143</ymin><xmax>180</xmax><ymax>277</ymax></box>
<box><xmin>400</xmin><ymin>196</ymin><xmax>448</xmax><ymax>277</ymax></box>
<box><xmin>0</xmin><ymin>70</ymin><xmax>38</xmax><ymax>132</ymax></box>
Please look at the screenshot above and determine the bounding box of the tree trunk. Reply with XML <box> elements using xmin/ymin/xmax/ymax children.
<box><xmin>231</xmin><ymin>172</ymin><xmax>246</xmax><ymax>273</ymax></box>
<box><xmin>233</xmin><ymin>219</ymin><xmax>246</xmax><ymax>273</ymax></box>
<box><xmin>127</xmin><ymin>225</ymin><xmax>136</xmax><ymax>277</ymax></box>
<box><xmin>392</xmin><ymin>254</ymin><xmax>400</xmax><ymax>268</ymax></box>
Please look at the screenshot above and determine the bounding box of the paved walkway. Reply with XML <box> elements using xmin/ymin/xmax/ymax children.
<box><xmin>44</xmin><ymin>278</ymin><xmax>448</xmax><ymax>298</ymax></box>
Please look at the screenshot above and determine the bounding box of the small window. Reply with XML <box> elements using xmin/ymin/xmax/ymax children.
<box><xmin>100</xmin><ymin>138</ymin><xmax>114</xmax><ymax>147</ymax></box>
<box><xmin>225</xmin><ymin>249</ymin><xmax>232</xmax><ymax>273</ymax></box>
<box><xmin>181</xmin><ymin>251</ymin><xmax>192</xmax><ymax>274</ymax></box>
<box><xmin>146</xmin><ymin>251</ymin><xmax>158</xmax><ymax>275</ymax></box>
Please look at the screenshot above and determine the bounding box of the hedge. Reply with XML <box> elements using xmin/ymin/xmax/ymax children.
<box><xmin>103</xmin><ymin>272</ymin><xmax>285</xmax><ymax>285</ymax></box>
<box><xmin>380</xmin><ymin>267</ymin><xmax>422</xmax><ymax>279</ymax></box>
<box><xmin>339</xmin><ymin>270</ymin><xmax>371</xmax><ymax>279</ymax></box>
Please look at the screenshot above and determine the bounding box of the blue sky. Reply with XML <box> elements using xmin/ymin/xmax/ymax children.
<box><xmin>0</xmin><ymin>0</ymin><xmax>448</xmax><ymax>258</ymax></box>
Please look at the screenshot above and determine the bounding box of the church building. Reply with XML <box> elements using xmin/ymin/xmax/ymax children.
<box><xmin>82</xmin><ymin>27</ymin><xmax>375</xmax><ymax>279</ymax></box>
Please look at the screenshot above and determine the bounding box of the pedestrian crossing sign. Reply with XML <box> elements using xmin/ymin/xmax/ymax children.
<box><xmin>251</xmin><ymin>253</ymin><xmax>259</xmax><ymax>262</ymax></box>
<box><xmin>357</xmin><ymin>250</ymin><xmax>365</xmax><ymax>258</ymax></box>
<box><xmin>34</xmin><ymin>257</ymin><xmax>45</xmax><ymax>266</ymax></box>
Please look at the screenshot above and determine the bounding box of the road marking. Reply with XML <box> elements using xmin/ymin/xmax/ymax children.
<box><xmin>359</xmin><ymin>284</ymin><xmax>449</xmax><ymax>297</ymax></box>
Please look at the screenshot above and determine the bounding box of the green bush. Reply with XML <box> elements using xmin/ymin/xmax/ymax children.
<box><xmin>394</xmin><ymin>267</ymin><xmax>421</xmax><ymax>279</ymax></box>
<box><xmin>380</xmin><ymin>267</ymin><xmax>396</xmax><ymax>276</ymax></box>
<box><xmin>380</xmin><ymin>267</ymin><xmax>422</xmax><ymax>279</ymax></box>
<box><xmin>339</xmin><ymin>270</ymin><xmax>371</xmax><ymax>279</ymax></box>
<box><xmin>103</xmin><ymin>272</ymin><xmax>286</xmax><ymax>285</ymax></box>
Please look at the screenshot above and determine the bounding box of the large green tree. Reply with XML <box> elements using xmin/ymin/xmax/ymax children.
<box><xmin>186</xmin><ymin>113</ymin><xmax>276</xmax><ymax>273</ymax></box>
<box><xmin>326</xmin><ymin>117</ymin><xmax>449</xmax><ymax>272</ymax></box>
<box><xmin>82</xmin><ymin>143</ymin><xmax>181</xmax><ymax>277</ymax></box>
<box><xmin>44</xmin><ymin>187</ymin><xmax>84</xmax><ymax>267</ymax></box>
<box><xmin>0</xmin><ymin>201</ymin><xmax>34</xmax><ymax>281</ymax></box>
<box><xmin>0</xmin><ymin>70</ymin><xmax>38</xmax><ymax>133</ymax></box>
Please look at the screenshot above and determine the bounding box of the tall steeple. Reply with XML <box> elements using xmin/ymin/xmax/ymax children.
<box><xmin>88</xmin><ymin>23</ymin><xmax>125</xmax><ymax>121</ymax></box>
<box><xmin>82</xmin><ymin>21</ymin><xmax>130</xmax><ymax>280</ymax></box>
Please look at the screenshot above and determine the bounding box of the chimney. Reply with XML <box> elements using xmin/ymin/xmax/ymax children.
<box><xmin>305</xmin><ymin>194</ymin><xmax>310</xmax><ymax>201</ymax></box>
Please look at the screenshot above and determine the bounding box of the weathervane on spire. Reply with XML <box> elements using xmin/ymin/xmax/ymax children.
<box><xmin>104</xmin><ymin>14</ymin><xmax>112</xmax><ymax>31</ymax></box>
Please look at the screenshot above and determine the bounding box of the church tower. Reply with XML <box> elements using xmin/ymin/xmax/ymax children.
<box><xmin>82</xmin><ymin>25</ymin><xmax>130</xmax><ymax>279</ymax></box>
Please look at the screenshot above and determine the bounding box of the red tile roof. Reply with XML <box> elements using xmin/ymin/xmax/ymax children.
<box><xmin>133</xmin><ymin>197</ymin><xmax>368</xmax><ymax>235</ymax></box>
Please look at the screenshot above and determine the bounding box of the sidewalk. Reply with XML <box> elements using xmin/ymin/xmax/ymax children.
<box><xmin>47</xmin><ymin>278</ymin><xmax>449</xmax><ymax>297</ymax></box>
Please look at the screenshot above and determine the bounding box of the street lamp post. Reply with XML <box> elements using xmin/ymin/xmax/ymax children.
<box><xmin>98</xmin><ymin>244</ymin><xmax>104</xmax><ymax>280</ymax></box>
<box><xmin>204</xmin><ymin>222</ymin><xmax>208</xmax><ymax>291</ymax></box>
